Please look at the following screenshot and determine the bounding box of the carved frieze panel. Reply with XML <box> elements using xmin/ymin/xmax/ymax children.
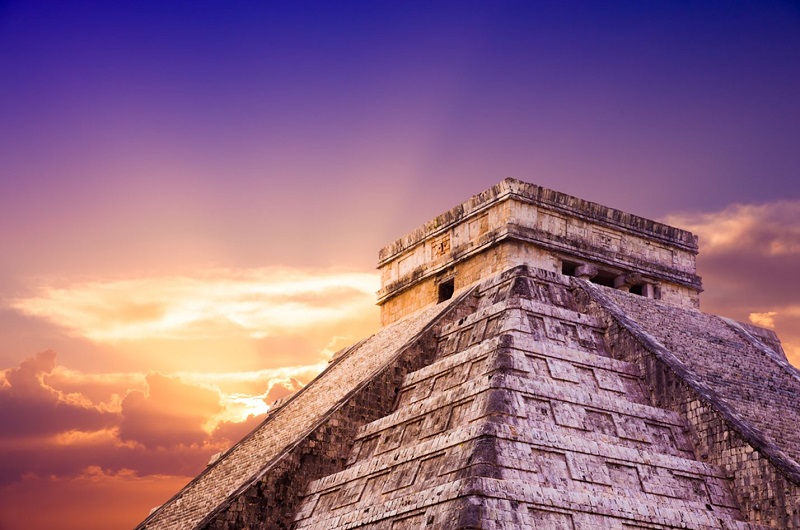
<box><xmin>430</xmin><ymin>233</ymin><xmax>451</xmax><ymax>259</ymax></box>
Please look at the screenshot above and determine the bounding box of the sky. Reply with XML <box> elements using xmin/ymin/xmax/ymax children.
<box><xmin>0</xmin><ymin>1</ymin><xmax>799</xmax><ymax>528</ymax></box>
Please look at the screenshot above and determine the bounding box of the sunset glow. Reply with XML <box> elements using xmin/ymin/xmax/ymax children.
<box><xmin>12</xmin><ymin>269</ymin><xmax>379</xmax><ymax>342</ymax></box>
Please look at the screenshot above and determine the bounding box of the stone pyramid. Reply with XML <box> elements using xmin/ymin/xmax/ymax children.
<box><xmin>137</xmin><ymin>179</ymin><xmax>800</xmax><ymax>530</ymax></box>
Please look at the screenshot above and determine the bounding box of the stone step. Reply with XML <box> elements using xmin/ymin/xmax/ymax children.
<box><xmin>294</xmin><ymin>477</ymin><xmax>767</xmax><ymax>530</ymax></box>
<box><xmin>435</xmin><ymin>302</ymin><xmax>607</xmax><ymax>358</ymax></box>
<box><xmin>437</xmin><ymin>298</ymin><xmax>604</xmax><ymax>338</ymax></box>
<box><xmin>411</xmin><ymin>332</ymin><xmax>640</xmax><ymax>390</ymax></box>
<box><xmin>308</xmin><ymin>422</ymin><xmax>728</xmax><ymax>501</ymax></box>
<box><xmin>355</xmin><ymin>370</ymin><xmax>684</xmax><ymax>443</ymax></box>
<box><xmin>402</xmin><ymin>343</ymin><xmax>647</xmax><ymax>416</ymax></box>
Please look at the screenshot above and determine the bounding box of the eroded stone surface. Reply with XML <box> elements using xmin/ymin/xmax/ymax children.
<box><xmin>576</xmin><ymin>281</ymin><xmax>800</xmax><ymax>528</ymax></box>
<box><xmin>290</xmin><ymin>268</ymin><xmax>776</xmax><ymax>530</ymax></box>
<box><xmin>377</xmin><ymin>178</ymin><xmax>702</xmax><ymax>324</ymax></box>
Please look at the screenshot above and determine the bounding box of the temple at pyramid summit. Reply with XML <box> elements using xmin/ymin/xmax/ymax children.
<box><xmin>137</xmin><ymin>179</ymin><xmax>800</xmax><ymax>529</ymax></box>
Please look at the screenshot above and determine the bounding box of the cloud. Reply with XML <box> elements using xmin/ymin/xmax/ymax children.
<box><xmin>10</xmin><ymin>267</ymin><xmax>379</xmax><ymax>342</ymax></box>
<box><xmin>175</xmin><ymin>364</ymin><xmax>321</xmax><ymax>396</ymax></box>
<box><xmin>119</xmin><ymin>373</ymin><xmax>224</xmax><ymax>449</ymax></box>
<box><xmin>4</xmin><ymin>267</ymin><xmax>381</xmax><ymax>375</ymax></box>
<box><xmin>0</xmin><ymin>350</ymin><xmax>314</xmax><ymax>490</ymax></box>
<box><xmin>0</xmin><ymin>351</ymin><xmax>115</xmax><ymax>439</ymax></box>
<box><xmin>209</xmin><ymin>413</ymin><xmax>267</xmax><ymax>448</ymax></box>
<box><xmin>664</xmin><ymin>201</ymin><xmax>800</xmax><ymax>366</ymax></box>
<box><xmin>0</xmin><ymin>426</ymin><xmax>215</xmax><ymax>489</ymax></box>
<box><xmin>665</xmin><ymin>201</ymin><xmax>800</xmax><ymax>257</ymax></box>
<box><xmin>749</xmin><ymin>311</ymin><xmax>777</xmax><ymax>329</ymax></box>
<box><xmin>265</xmin><ymin>377</ymin><xmax>303</xmax><ymax>404</ymax></box>
<box><xmin>44</xmin><ymin>367</ymin><xmax>146</xmax><ymax>410</ymax></box>
<box><xmin>172</xmin><ymin>366</ymin><xmax>314</xmax><ymax>428</ymax></box>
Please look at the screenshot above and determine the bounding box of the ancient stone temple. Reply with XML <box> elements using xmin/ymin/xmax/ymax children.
<box><xmin>137</xmin><ymin>179</ymin><xmax>800</xmax><ymax>530</ymax></box>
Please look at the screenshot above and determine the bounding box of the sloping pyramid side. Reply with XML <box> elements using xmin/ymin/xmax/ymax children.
<box><xmin>291</xmin><ymin>266</ymin><xmax>768</xmax><ymax>529</ymax></box>
<box><xmin>138</xmin><ymin>289</ymin><xmax>477</xmax><ymax>530</ymax></box>
<box><xmin>578</xmin><ymin>281</ymin><xmax>800</xmax><ymax>528</ymax></box>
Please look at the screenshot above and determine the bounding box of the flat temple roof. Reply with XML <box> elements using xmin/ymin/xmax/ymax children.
<box><xmin>378</xmin><ymin>178</ymin><xmax>698</xmax><ymax>266</ymax></box>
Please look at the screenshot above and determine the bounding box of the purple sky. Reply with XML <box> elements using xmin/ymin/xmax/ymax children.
<box><xmin>1</xmin><ymin>2</ymin><xmax>799</xmax><ymax>529</ymax></box>
<box><xmin>2</xmin><ymin>1</ymin><xmax>799</xmax><ymax>279</ymax></box>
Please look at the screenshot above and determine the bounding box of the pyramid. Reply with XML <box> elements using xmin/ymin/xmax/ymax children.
<box><xmin>137</xmin><ymin>179</ymin><xmax>800</xmax><ymax>530</ymax></box>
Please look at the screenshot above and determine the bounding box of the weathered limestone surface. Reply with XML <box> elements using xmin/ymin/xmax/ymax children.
<box><xmin>291</xmin><ymin>267</ymin><xmax>772</xmax><ymax>529</ymax></box>
<box><xmin>138</xmin><ymin>179</ymin><xmax>798</xmax><ymax>530</ymax></box>
<box><xmin>377</xmin><ymin>178</ymin><xmax>702</xmax><ymax>324</ymax></box>
<box><xmin>576</xmin><ymin>282</ymin><xmax>800</xmax><ymax>528</ymax></box>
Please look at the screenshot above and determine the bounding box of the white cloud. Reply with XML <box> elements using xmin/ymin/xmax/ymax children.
<box><xmin>664</xmin><ymin>201</ymin><xmax>800</xmax><ymax>256</ymax></box>
<box><xmin>10</xmin><ymin>268</ymin><xmax>380</xmax><ymax>342</ymax></box>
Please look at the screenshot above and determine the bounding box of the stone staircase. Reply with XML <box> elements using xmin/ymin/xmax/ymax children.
<box><xmin>291</xmin><ymin>268</ymin><xmax>768</xmax><ymax>529</ymax></box>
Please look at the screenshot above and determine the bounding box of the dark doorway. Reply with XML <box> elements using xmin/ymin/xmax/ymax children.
<box><xmin>438</xmin><ymin>279</ymin><xmax>455</xmax><ymax>302</ymax></box>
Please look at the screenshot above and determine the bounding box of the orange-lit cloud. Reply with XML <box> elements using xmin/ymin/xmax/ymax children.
<box><xmin>749</xmin><ymin>311</ymin><xmax>777</xmax><ymax>329</ymax></box>
<box><xmin>6</xmin><ymin>267</ymin><xmax>381</xmax><ymax>374</ymax></box>
<box><xmin>12</xmin><ymin>268</ymin><xmax>379</xmax><ymax>342</ymax></box>
<box><xmin>0</xmin><ymin>350</ymin><xmax>116</xmax><ymax>441</ymax></box>
<box><xmin>40</xmin><ymin>364</ymin><xmax>315</xmax><ymax>430</ymax></box>
<box><xmin>664</xmin><ymin>201</ymin><xmax>800</xmax><ymax>366</ymax></box>
<box><xmin>666</xmin><ymin>201</ymin><xmax>800</xmax><ymax>257</ymax></box>
<box><xmin>0</xmin><ymin>350</ymin><xmax>316</xmax><ymax>493</ymax></box>
<box><xmin>44</xmin><ymin>367</ymin><xmax>146</xmax><ymax>411</ymax></box>
<box><xmin>174</xmin><ymin>363</ymin><xmax>323</xmax><ymax>396</ymax></box>
<box><xmin>119</xmin><ymin>373</ymin><xmax>224</xmax><ymax>449</ymax></box>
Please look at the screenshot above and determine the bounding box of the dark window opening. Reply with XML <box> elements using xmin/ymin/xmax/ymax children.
<box><xmin>590</xmin><ymin>272</ymin><xmax>616</xmax><ymax>288</ymax></box>
<box><xmin>561</xmin><ymin>261</ymin><xmax>578</xmax><ymax>276</ymax></box>
<box><xmin>438</xmin><ymin>279</ymin><xmax>455</xmax><ymax>303</ymax></box>
<box><xmin>562</xmin><ymin>260</ymin><xmax>618</xmax><ymax>287</ymax></box>
<box><xmin>561</xmin><ymin>260</ymin><xmax>660</xmax><ymax>298</ymax></box>
<box><xmin>629</xmin><ymin>283</ymin><xmax>660</xmax><ymax>299</ymax></box>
